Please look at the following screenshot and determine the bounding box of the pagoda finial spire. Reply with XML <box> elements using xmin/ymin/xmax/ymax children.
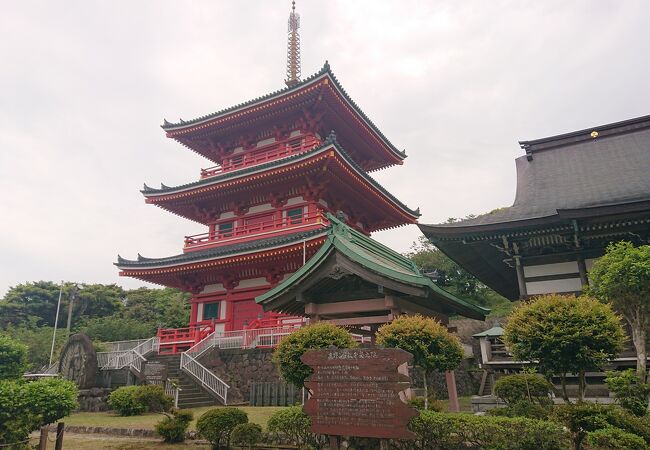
<box><xmin>285</xmin><ymin>1</ymin><xmax>301</xmax><ymax>87</ymax></box>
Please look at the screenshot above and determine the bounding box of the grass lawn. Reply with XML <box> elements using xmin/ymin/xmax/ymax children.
<box><xmin>31</xmin><ymin>433</ymin><xmax>211</xmax><ymax>450</ymax></box>
<box><xmin>60</xmin><ymin>397</ymin><xmax>472</xmax><ymax>432</ymax></box>
<box><xmin>60</xmin><ymin>406</ymin><xmax>285</xmax><ymax>431</ymax></box>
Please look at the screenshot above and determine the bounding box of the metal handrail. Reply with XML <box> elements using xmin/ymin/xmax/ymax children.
<box><xmin>100</xmin><ymin>336</ymin><xmax>159</xmax><ymax>372</ymax></box>
<box><xmin>180</xmin><ymin>331</ymin><xmax>230</xmax><ymax>404</ymax></box>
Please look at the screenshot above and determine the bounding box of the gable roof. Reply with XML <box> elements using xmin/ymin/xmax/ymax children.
<box><xmin>257</xmin><ymin>214</ymin><xmax>489</xmax><ymax>320</ymax></box>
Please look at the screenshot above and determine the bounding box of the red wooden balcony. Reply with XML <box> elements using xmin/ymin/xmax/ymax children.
<box><xmin>200</xmin><ymin>134</ymin><xmax>321</xmax><ymax>179</ymax></box>
<box><xmin>184</xmin><ymin>211</ymin><xmax>329</xmax><ymax>251</ymax></box>
<box><xmin>157</xmin><ymin>324</ymin><xmax>214</xmax><ymax>354</ymax></box>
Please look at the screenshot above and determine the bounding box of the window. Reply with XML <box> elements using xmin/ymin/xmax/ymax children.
<box><xmin>218</xmin><ymin>221</ymin><xmax>234</xmax><ymax>237</ymax></box>
<box><xmin>203</xmin><ymin>302</ymin><xmax>219</xmax><ymax>320</ymax></box>
<box><xmin>287</xmin><ymin>207</ymin><xmax>304</xmax><ymax>224</ymax></box>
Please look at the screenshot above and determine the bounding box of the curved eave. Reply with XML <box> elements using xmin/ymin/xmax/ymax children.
<box><xmin>141</xmin><ymin>139</ymin><xmax>420</xmax><ymax>224</ymax></box>
<box><xmin>161</xmin><ymin>62</ymin><xmax>406</xmax><ymax>167</ymax></box>
<box><xmin>116</xmin><ymin>229</ymin><xmax>330</xmax><ymax>273</ymax></box>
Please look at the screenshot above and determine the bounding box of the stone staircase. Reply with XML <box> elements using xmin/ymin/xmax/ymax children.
<box><xmin>145</xmin><ymin>354</ymin><xmax>221</xmax><ymax>409</ymax></box>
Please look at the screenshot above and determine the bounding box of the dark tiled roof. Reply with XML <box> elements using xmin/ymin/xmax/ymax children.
<box><xmin>161</xmin><ymin>61</ymin><xmax>406</xmax><ymax>160</ymax></box>
<box><xmin>142</xmin><ymin>133</ymin><xmax>421</xmax><ymax>218</ymax></box>
<box><xmin>424</xmin><ymin>115</ymin><xmax>650</xmax><ymax>230</ymax></box>
<box><xmin>116</xmin><ymin>228</ymin><xmax>329</xmax><ymax>268</ymax></box>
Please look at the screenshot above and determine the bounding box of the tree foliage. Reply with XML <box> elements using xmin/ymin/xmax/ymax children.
<box><xmin>504</xmin><ymin>294</ymin><xmax>625</xmax><ymax>401</ymax></box>
<box><xmin>605</xmin><ymin>369</ymin><xmax>650</xmax><ymax>417</ymax></box>
<box><xmin>376</xmin><ymin>314</ymin><xmax>463</xmax><ymax>409</ymax></box>
<box><xmin>273</xmin><ymin>322</ymin><xmax>357</xmax><ymax>388</ymax></box>
<box><xmin>0</xmin><ymin>335</ymin><xmax>28</xmax><ymax>380</ymax></box>
<box><xmin>196</xmin><ymin>407</ymin><xmax>248</xmax><ymax>450</ymax></box>
<box><xmin>376</xmin><ymin>314</ymin><xmax>463</xmax><ymax>372</ymax></box>
<box><xmin>587</xmin><ymin>242</ymin><xmax>650</xmax><ymax>379</ymax></box>
<box><xmin>0</xmin><ymin>378</ymin><xmax>78</xmax><ymax>447</ymax></box>
<box><xmin>494</xmin><ymin>373</ymin><xmax>554</xmax><ymax>406</ymax></box>
<box><xmin>406</xmin><ymin>236</ymin><xmax>514</xmax><ymax>315</ymax></box>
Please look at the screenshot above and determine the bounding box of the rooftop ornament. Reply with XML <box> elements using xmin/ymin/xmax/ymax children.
<box><xmin>285</xmin><ymin>1</ymin><xmax>301</xmax><ymax>87</ymax></box>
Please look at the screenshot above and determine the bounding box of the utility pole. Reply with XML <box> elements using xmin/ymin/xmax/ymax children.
<box><xmin>65</xmin><ymin>284</ymin><xmax>78</xmax><ymax>341</ymax></box>
<box><xmin>49</xmin><ymin>281</ymin><xmax>64</xmax><ymax>367</ymax></box>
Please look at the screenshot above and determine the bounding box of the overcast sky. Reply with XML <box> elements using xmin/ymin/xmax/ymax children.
<box><xmin>1</xmin><ymin>0</ymin><xmax>648</xmax><ymax>296</ymax></box>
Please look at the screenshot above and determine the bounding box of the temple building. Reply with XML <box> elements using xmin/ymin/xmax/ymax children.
<box><xmin>115</xmin><ymin>4</ymin><xmax>485</xmax><ymax>355</ymax></box>
<box><xmin>419</xmin><ymin>114</ymin><xmax>650</xmax><ymax>300</ymax></box>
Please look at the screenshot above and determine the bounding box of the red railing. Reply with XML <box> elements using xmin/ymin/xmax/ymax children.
<box><xmin>156</xmin><ymin>324</ymin><xmax>214</xmax><ymax>346</ymax></box>
<box><xmin>184</xmin><ymin>211</ymin><xmax>328</xmax><ymax>251</ymax></box>
<box><xmin>200</xmin><ymin>134</ymin><xmax>321</xmax><ymax>179</ymax></box>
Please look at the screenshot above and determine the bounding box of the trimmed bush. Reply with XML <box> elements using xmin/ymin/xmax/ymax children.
<box><xmin>267</xmin><ymin>406</ymin><xmax>321</xmax><ymax>449</ymax></box>
<box><xmin>155</xmin><ymin>409</ymin><xmax>193</xmax><ymax>443</ymax></box>
<box><xmin>553</xmin><ymin>402</ymin><xmax>650</xmax><ymax>450</ymax></box>
<box><xmin>605</xmin><ymin>369</ymin><xmax>650</xmax><ymax>416</ymax></box>
<box><xmin>196</xmin><ymin>407</ymin><xmax>248</xmax><ymax>450</ymax></box>
<box><xmin>231</xmin><ymin>423</ymin><xmax>263</xmax><ymax>449</ymax></box>
<box><xmin>24</xmin><ymin>378</ymin><xmax>78</xmax><ymax>425</ymax></box>
<box><xmin>135</xmin><ymin>384</ymin><xmax>173</xmax><ymax>413</ymax></box>
<box><xmin>488</xmin><ymin>400</ymin><xmax>551</xmax><ymax>420</ymax></box>
<box><xmin>108</xmin><ymin>386</ymin><xmax>146</xmax><ymax>416</ymax></box>
<box><xmin>494</xmin><ymin>373</ymin><xmax>554</xmax><ymax>405</ymax></box>
<box><xmin>406</xmin><ymin>410</ymin><xmax>568</xmax><ymax>450</ymax></box>
<box><xmin>586</xmin><ymin>426</ymin><xmax>646</xmax><ymax>450</ymax></box>
<box><xmin>0</xmin><ymin>335</ymin><xmax>28</xmax><ymax>380</ymax></box>
<box><xmin>273</xmin><ymin>323</ymin><xmax>357</xmax><ymax>388</ymax></box>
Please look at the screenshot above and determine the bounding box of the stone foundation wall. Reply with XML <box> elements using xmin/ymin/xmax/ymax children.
<box><xmin>201</xmin><ymin>345</ymin><xmax>485</xmax><ymax>401</ymax></box>
<box><xmin>77</xmin><ymin>388</ymin><xmax>112</xmax><ymax>412</ymax></box>
<box><xmin>202</xmin><ymin>347</ymin><xmax>281</xmax><ymax>402</ymax></box>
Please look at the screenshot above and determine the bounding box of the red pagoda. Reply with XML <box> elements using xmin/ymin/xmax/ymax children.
<box><xmin>116</xmin><ymin>5</ymin><xmax>424</xmax><ymax>353</ymax></box>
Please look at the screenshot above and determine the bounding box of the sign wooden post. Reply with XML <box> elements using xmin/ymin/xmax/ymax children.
<box><xmin>301</xmin><ymin>348</ymin><xmax>418</xmax><ymax>447</ymax></box>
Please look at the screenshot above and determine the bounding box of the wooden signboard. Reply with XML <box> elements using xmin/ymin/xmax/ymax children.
<box><xmin>301</xmin><ymin>348</ymin><xmax>417</xmax><ymax>441</ymax></box>
<box><xmin>142</xmin><ymin>361</ymin><xmax>167</xmax><ymax>384</ymax></box>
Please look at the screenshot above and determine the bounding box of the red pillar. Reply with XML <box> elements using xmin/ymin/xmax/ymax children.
<box><xmin>446</xmin><ymin>370</ymin><xmax>460</xmax><ymax>412</ymax></box>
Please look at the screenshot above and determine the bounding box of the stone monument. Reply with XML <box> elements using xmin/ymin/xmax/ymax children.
<box><xmin>58</xmin><ymin>333</ymin><xmax>98</xmax><ymax>389</ymax></box>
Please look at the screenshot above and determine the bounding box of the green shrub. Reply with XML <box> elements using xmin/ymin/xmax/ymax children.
<box><xmin>0</xmin><ymin>378</ymin><xmax>79</xmax><ymax>448</ymax></box>
<box><xmin>135</xmin><ymin>384</ymin><xmax>172</xmax><ymax>413</ymax></box>
<box><xmin>605</xmin><ymin>369</ymin><xmax>650</xmax><ymax>416</ymax></box>
<box><xmin>108</xmin><ymin>386</ymin><xmax>146</xmax><ymax>416</ymax></box>
<box><xmin>406</xmin><ymin>410</ymin><xmax>567</xmax><ymax>450</ymax></box>
<box><xmin>553</xmin><ymin>402</ymin><xmax>650</xmax><ymax>449</ymax></box>
<box><xmin>24</xmin><ymin>378</ymin><xmax>78</xmax><ymax>425</ymax></box>
<box><xmin>488</xmin><ymin>400</ymin><xmax>551</xmax><ymax>420</ymax></box>
<box><xmin>196</xmin><ymin>407</ymin><xmax>248</xmax><ymax>449</ymax></box>
<box><xmin>155</xmin><ymin>409</ymin><xmax>193</xmax><ymax>443</ymax></box>
<box><xmin>0</xmin><ymin>335</ymin><xmax>28</xmax><ymax>380</ymax></box>
<box><xmin>267</xmin><ymin>406</ymin><xmax>320</xmax><ymax>449</ymax></box>
<box><xmin>494</xmin><ymin>373</ymin><xmax>554</xmax><ymax>405</ymax></box>
<box><xmin>273</xmin><ymin>323</ymin><xmax>357</xmax><ymax>388</ymax></box>
<box><xmin>586</xmin><ymin>426</ymin><xmax>646</xmax><ymax>450</ymax></box>
<box><xmin>231</xmin><ymin>423</ymin><xmax>263</xmax><ymax>449</ymax></box>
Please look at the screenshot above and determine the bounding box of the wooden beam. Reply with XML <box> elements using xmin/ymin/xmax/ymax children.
<box><xmin>309</xmin><ymin>298</ymin><xmax>386</xmax><ymax>315</ymax></box>
<box><xmin>394</xmin><ymin>298</ymin><xmax>448</xmax><ymax>324</ymax></box>
<box><xmin>327</xmin><ymin>314</ymin><xmax>393</xmax><ymax>327</ymax></box>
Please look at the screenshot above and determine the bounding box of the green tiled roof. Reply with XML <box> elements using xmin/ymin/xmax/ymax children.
<box><xmin>115</xmin><ymin>228</ymin><xmax>329</xmax><ymax>269</ymax></box>
<box><xmin>256</xmin><ymin>214</ymin><xmax>489</xmax><ymax>320</ymax></box>
<box><xmin>161</xmin><ymin>61</ymin><xmax>406</xmax><ymax>160</ymax></box>
<box><xmin>142</xmin><ymin>132</ymin><xmax>420</xmax><ymax>218</ymax></box>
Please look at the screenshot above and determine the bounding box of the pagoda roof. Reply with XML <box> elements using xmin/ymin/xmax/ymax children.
<box><xmin>142</xmin><ymin>133</ymin><xmax>420</xmax><ymax>229</ymax></box>
<box><xmin>160</xmin><ymin>62</ymin><xmax>406</xmax><ymax>171</ymax></box>
<box><xmin>420</xmin><ymin>114</ymin><xmax>650</xmax><ymax>234</ymax></box>
<box><xmin>116</xmin><ymin>227</ymin><xmax>328</xmax><ymax>270</ymax></box>
<box><xmin>472</xmin><ymin>326</ymin><xmax>504</xmax><ymax>338</ymax></box>
<box><xmin>257</xmin><ymin>214</ymin><xmax>488</xmax><ymax>321</ymax></box>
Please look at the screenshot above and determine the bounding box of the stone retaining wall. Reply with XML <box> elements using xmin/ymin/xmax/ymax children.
<box><xmin>77</xmin><ymin>388</ymin><xmax>112</xmax><ymax>412</ymax></box>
